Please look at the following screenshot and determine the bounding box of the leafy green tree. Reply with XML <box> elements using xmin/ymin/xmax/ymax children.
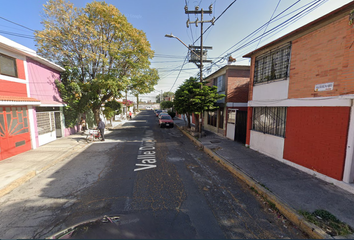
<box><xmin>156</xmin><ymin>91</ymin><xmax>174</xmax><ymax>103</ymax></box>
<box><xmin>35</xmin><ymin>0</ymin><xmax>157</xmax><ymax>123</ymax></box>
<box><xmin>55</xmin><ymin>66</ymin><xmax>90</xmax><ymax>127</ymax></box>
<box><xmin>160</xmin><ymin>100</ymin><xmax>173</xmax><ymax>110</ymax></box>
<box><xmin>131</xmin><ymin>68</ymin><xmax>159</xmax><ymax>111</ymax></box>
<box><xmin>174</xmin><ymin>77</ymin><xmax>225</xmax><ymax>132</ymax></box>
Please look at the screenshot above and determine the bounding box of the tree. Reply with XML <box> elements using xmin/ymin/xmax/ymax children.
<box><xmin>130</xmin><ymin>68</ymin><xmax>159</xmax><ymax>112</ymax></box>
<box><xmin>160</xmin><ymin>100</ymin><xmax>173</xmax><ymax>110</ymax></box>
<box><xmin>174</xmin><ymin>77</ymin><xmax>225</xmax><ymax>132</ymax></box>
<box><xmin>174</xmin><ymin>77</ymin><xmax>198</xmax><ymax>128</ymax></box>
<box><xmin>156</xmin><ymin>91</ymin><xmax>174</xmax><ymax>103</ymax></box>
<box><xmin>35</xmin><ymin>0</ymin><xmax>158</xmax><ymax>123</ymax></box>
<box><xmin>55</xmin><ymin>66</ymin><xmax>90</xmax><ymax>127</ymax></box>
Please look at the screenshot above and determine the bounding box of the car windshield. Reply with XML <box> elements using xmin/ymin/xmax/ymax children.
<box><xmin>161</xmin><ymin>116</ymin><xmax>171</xmax><ymax>120</ymax></box>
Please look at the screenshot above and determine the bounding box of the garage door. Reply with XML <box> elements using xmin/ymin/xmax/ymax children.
<box><xmin>0</xmin><ymin>106</ymin><xmax>31</xmax><ymax>160</ymax></box>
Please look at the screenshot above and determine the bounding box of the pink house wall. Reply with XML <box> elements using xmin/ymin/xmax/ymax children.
<box><xmin>26</xmin><ymin>57</ymin><xmax>62</xmax><ymax>102</ymax></box>
<box><xmin>26</xmin><ymin>57</ymin><xmax>79</xmax><ymax>138</ymax></box>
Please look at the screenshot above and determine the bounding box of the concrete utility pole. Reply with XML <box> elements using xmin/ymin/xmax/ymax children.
<box><xmin>185</xmin><ymin>4</ymin><xmax>214</xmax><ymax>136</ymax></box>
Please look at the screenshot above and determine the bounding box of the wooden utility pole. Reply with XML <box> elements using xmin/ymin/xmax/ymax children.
<box><xmin>185</xmin><ymin>4</ymin><xmax>214</xmax><ymax>136</ymax></box>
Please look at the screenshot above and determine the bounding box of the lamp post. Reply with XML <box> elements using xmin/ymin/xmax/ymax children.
<box><xmin>164</xmin><ymin>34</ymin><xmax>200</xmax><ymax>60</ymax></box>
<box><xmin>165</xmin><ymin>33</ymin><xmax>204</xmax><ymax>137</ymax></box>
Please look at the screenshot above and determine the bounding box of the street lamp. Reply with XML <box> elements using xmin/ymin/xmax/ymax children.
<box><xmin>164</xmin><ymin>33</ymin><xmax>200</xmax><ymax>59</ymax></box>
<box><xmin>165</xmin><ymin>33</ymin><xmax>204</xmax><ymax>137</ymax></box>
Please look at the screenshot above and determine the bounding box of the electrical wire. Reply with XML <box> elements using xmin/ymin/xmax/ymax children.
<box><xmin>204</xmin><ymin>0</ymin><xmax>327</xmax><ymax>76</ymax></box>
<box><xmin>255</xmin><ymin>0</ymin><xmax>282</xmax><ymax>49</ymax></box>
<box><xmin>0</xmin><ymin>16</ymin><xmax>36</xmax><ymax>32</ymax></box>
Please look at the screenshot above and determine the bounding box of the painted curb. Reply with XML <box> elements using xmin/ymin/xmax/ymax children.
<box><xmin>176</xmin><ymin>124</ymin><xmax>332</xmax><ymax>239</ymax></box>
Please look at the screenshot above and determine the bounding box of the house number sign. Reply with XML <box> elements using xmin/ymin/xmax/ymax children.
<box><xmin>314</xmin><ymin>82</ymin><xmax>334</xmax><ymax>92</ymax></box>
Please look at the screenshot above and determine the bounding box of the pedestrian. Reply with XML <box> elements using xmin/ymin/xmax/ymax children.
<box><xmin>80</xmin><ymin>117</ymin><xmax>86</xmax><ymax>134</ymax></box>
<box><xmin>129</xmin><ymin>111</ymin><xmax>132</xmax><ymax>120</ymax></box>
<box><xmin>97</xmin><ymin>118</ymin><xmax>105</xmax><ymax>141</ymax></box>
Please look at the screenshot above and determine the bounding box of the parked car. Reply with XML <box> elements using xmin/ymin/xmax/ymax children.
<box><xmin>159</xmin><ymin>114</ymin><xmax>174</xmax><ymax>128</ymax></box>
<box><xmin>158</xmin><ymin>112</ymin><xmax>169</xmax><ymax>119</ymax></box>
<box><xmin>155</xmin><ymin>110</ymin><xmax>162</xmax><ymax>117</ymax></box>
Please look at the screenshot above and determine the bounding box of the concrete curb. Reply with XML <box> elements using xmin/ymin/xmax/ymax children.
<box><xmin>176</xmin><ymin>124</ymin><xmax>332</xmax><ymax>239</ymax></box>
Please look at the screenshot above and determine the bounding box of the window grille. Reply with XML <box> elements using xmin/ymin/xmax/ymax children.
<box><xmin>254</xmin><ymin>43</ymin><xmax>291</xmax><ymax>84</ymax></box>
<box><xmin>252</xmin><ymin>107</ymin><xmax>287</xmax><ymax>137</ymax></box>
<box><xmin>37</xmin><ymin>112</ymin><xmax>55</xmax><ymax>135</ymax></box>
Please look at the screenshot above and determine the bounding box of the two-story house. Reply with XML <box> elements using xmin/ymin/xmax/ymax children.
<box><xmin>203</xmin><ymin>65</ymin><xmax>250</xmax><ymax>143</ymax></box>
<box><xmin>243</xmin><ymin>2</ymin><xmax>354</xmax><ymax>189</ymax></box>
<box><xmin>0</xmin><ymin>35</ymin><xmax>66</xmax><ymax>160</ymax></box>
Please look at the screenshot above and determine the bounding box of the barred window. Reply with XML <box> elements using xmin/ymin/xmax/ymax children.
<box><xmin>37</xmin><ymin>112</ymin><xmax>55</xmax><ymax>135</ymax></box>
<box><xmin>254</xmin><ymin>43</ymin><xmax>291</xmax><ymax>84</ymax></box>
<box><xmin>252</xmin><ymin>107</ymin><xmax>287</xmax><ymax>137</ymax></box>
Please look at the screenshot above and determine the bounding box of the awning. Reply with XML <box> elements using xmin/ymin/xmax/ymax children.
<box><xmin>39</xmin><ymin>100</ymin><xmax>66</xmax><ymax>107</ymax></box>
<box><xmin>0</xmin><ymin>95</ymin><xmax>41</xmax><ymax>106</ymax></box>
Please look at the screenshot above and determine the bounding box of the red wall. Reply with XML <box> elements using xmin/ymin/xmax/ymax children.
<box><xmin>246</xmin><ymin>107</ymin><xmax>252</xmax><ymax>145</ymax></box>
<box><xmin>16</xmin><ymin>59</ymin><xmax>26</xmax><ymax>80</ymax></box>
<box><xmin>0</xmin><ymin>79</ymin><xmax>27</xmax><ymax>97</ymax></box>
<box><xmin>283</xmin><ymin>107</ymin><xmax>350</xmax><ymax>180</ymax></box>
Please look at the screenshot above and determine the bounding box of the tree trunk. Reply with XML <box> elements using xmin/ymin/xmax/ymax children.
<box><xmin>186</xmin><ymin>113</ymin><xmax>191</xmax><ymax>128</ymax></box>
<box><xmin>136</xmin><ymin>95</ymin><xmax>139</xmax><ymax>113</ymax></box>
<box><xmin>93</xmin><ymin>107</ymin><xmax>100</xmax><ymax>127</ymax></box>
<box><xmin>194</xmin><ymin>113</ymin><xmax>200</xmax><ymax>132</ymax></box>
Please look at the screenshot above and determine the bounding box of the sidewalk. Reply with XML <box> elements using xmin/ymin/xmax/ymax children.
<box><xmin>173</xmin><ymin>117</ymin><xmax>354</xmax><ymax>239</ymax></box>
<box><xmin>0</xmin><ymin>124</ymin><xmax>121</xmax><ymax>199</ymax></box>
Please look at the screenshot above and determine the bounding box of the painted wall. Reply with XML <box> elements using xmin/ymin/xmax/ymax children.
<box><xmin>289</xmin><ymin>16</ymin><xmax>354</xmax><ymax>99</ymax></box>
<box><xmin>0</xmin><ymin>79</ymin><xmax>27</xmax><ymax>97</ymax></box>
<box><xmin>252</xmin><ymin>79</ymin><xmax>289</xmax><ymax>101</ymax></box>
<box><xmin>26</xmin><ymin>57</ymin><xmax>62</xmax><ymax>102</ymax></box>
<box><xmin>250</xmin><ymin>130</ymin><xmax>285</xmax><ymax>161</ymax></box>
<box><xmin>283</xmin><ymin>107</ymin><xmax>350</xmax><ymax>180</ymax></box>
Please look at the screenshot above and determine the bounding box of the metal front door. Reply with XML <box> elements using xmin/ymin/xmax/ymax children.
<box><xmin>226</xmin><ymin>109</ymin><xmax>236</xmax><ymax>140</ymax></box>
<box><xmin>235</xmin><ymin>111</ymin><xmax>247</xmax><ymax>144</ymax></box>
<box><xmin>54</xmin><ymin>112</ymin><xmax>62</xmax><ymax>138</ymax></box>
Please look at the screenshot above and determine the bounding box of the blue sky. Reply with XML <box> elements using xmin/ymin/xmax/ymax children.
<box><xmin>0</xmin><ymin>0</ymin><xmax>352</xmax><ymax>102</ymax></box>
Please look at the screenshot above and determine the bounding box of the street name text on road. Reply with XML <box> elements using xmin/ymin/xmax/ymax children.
<box><xmin>134</xmin><ymin>130</ymin><xmax>157</xmax><ymax>171</ymax></box>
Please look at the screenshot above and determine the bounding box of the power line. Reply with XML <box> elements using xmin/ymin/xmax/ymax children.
<box><xmin>255</xmin><ymin>0</ymin><xmax>282</xmax><ymax>49</ymax></box>
<box><xmin>0</xmin><ymin>16</ymin><xmax>36</xmax><ymax>32</ymax></box>
<box><xmin>205</xmin><ymin>0</ymin><xmax>327</xmax><ymax>74</ymax></box>
<box><xmin>0</xmin><ymin>30</ymin><xmax>35</xmax><ymax>39</ymax></box>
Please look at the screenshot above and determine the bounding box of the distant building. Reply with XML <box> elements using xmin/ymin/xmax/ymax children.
<box><xmin>203</xmin><ymin>65</ymin><xmax>250</xmax><ymax>143</ymax></box>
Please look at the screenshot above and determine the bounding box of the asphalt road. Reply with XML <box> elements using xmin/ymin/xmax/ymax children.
<box><xmin>0</xmin><ymin>110</ymin><xmax>308</xmax><ymax>239</ymax></box>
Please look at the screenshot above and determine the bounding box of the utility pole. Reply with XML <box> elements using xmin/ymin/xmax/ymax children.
<box><xmin>185</xmin><ymin>4</ymin><xmax>214</xmax><ymax>136</ymax></box>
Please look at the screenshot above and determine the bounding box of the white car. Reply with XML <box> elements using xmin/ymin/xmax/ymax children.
<box><xmin>146</xmin><ymin>107</ymin><xmax>152</xmax><ymax>110</ymax></box>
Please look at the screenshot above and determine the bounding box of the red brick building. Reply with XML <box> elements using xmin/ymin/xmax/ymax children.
<box><xmin>243</xmin><ymin>2</ymin><xmax>354</xmax><ymax>188</ymax></box>
<box><xmin>203</xmin><ymin>65</ymin><xmax>250</xmax><ymax>143</ymax></box>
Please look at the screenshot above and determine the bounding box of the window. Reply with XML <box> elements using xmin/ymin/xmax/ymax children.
<box><xmin>207</xmin><ymin>111</ymin><xmax>217</xmax><ymax>127</ymax></box>
<box><xmin>0</xmin><ymin>54</ymin><xmax>17</xmax><ymax>77</ymax></box>
<box><xmin>252</xmin><ymin>107</ymin><xmax>287</xmax><ymax>137</ymax></box>
<box><xmin>216</xmin><ymin>75</ymin><xmax>225</xmax><ymax>92</ymax></box>
<box><xmin>254</xmin><ymin>43</ymin><xmax>291</xmax><ymax>84</ymax></box>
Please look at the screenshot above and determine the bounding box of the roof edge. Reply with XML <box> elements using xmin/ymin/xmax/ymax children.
<box><xmin>243</xmin><ymin>1</ymin><xmax>354</xmax><ymax>58</ymax></box>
